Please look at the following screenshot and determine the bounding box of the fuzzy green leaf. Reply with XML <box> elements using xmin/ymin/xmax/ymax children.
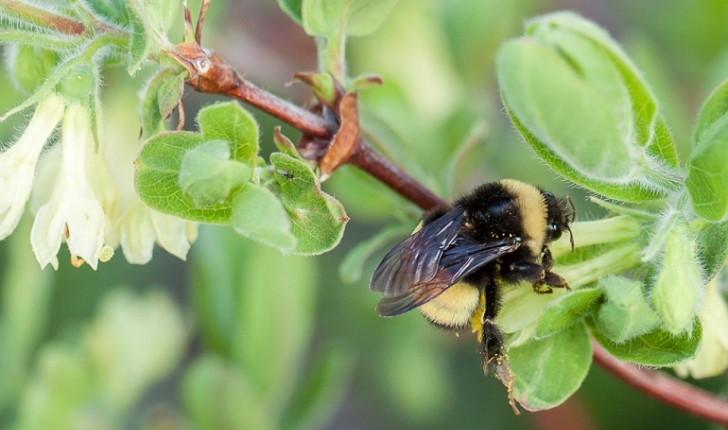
<box><xmin>156</xmin><ymin>71</ymin><xmax>186</xmax><ymax>120</ymax></box>
<box><xmin>139</xmin><ymin>68</ymin><xmax>177</xmax><ymax>138</ymax></box>
<box><xmin>693</xmin><ymin>78</ymin><xmax>728</xmax><ymax>143</ymax></box>
<box><xmin>535</xmin><ymin>287</ymin><xmax>603</xmax><ymax>338</ymax></box>
<box><xmin>687</xmin><ymin>116</ymin><xmax>728</xmax><ymax>221</ymax></box>
<box><xmin>135</xmin><ymin>102</ymin><xmax>260</xmax><ymax>223</ymax></box>
<box><xmin>230</xmin><ymin>183</ymin><xmax>296</xmax><ymax>252</ymax></box>
<box><xmin>695</xmin><ymin>219</ymin><xmax>728</xmax><ymax>281</ymax></box>
<box><xmin>498</xmin><ymin>12</ymin><xmax>679</xmax><ymax>202</ymax></box>
<box><xmin>592</xmin><ymin>320</ymin><xmax>702</xmax><ymax>366</ymax></box>
<box><xmin>597</xmin><ymin>276</ymin><xmax>659</xmax><ymax>343</ymax></box>
<box><xmin>126</xmin><ymin>3</ymin><xmax>153</xmax><ymax>74</ymax></box>
<box><xmin>268</xmin><ymin>152</ymin><xmax>348</xmax><ymax>255</ymax></box>
<box><xmin>86</xmin><ymin>0</ymin><xmax>130</xmax><ymax>26</ymax></box>
<box><xmin>198</xmin><ymin>102</ymin><xmax>260</xmax><ymax>166</ymax></box>
<box><xmin>511</xmin><ymin>322</ymin><xmax>591</xmax><ymax>411</ymax></box>
<box><xmin>179</xmin><ymin>140</ymin><xmax>251</xmax><ymax>207</ymax></box>
<box><xmin>10</xmin><ymin>46</ymin><xmax>58</xmax><ymax>94</ymax></box>
<box><xmin>135</xmin><ymin>132</ymin><xmax>234</xmax><ymax>223</ymax></box>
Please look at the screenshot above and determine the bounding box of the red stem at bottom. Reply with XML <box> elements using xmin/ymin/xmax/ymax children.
<box><xmin>591</xmin><ymin>340</ymin><xmax>728</xmax><ymax>424</ymax></box>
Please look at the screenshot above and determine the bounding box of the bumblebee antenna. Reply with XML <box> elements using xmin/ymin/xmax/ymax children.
<box><xmin>566</xmin><ymin>196</ymin><xmax>575</xmax><ymax>251</ymax></box>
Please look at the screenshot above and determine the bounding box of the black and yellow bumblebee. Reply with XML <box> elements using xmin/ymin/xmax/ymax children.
<box><xmin>370</xmin><ymin>179</ymin><xmax>574</xmax><ymax>370</ymax></box>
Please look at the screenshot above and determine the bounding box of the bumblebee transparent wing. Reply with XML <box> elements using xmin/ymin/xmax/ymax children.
<box><xmin>369</xmin><ymin>206</ymin><xmax>520</xmax><ymax>316</ymax></box>
<box><xmin>370</xmin><ymin>206</ymin><xmax>465</xmax><ymax>298</ymax></box>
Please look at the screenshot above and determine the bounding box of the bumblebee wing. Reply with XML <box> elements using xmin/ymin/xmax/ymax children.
<box><xmin>370</xmin><ymin>206</ymin><xmax>466</xmax><ymax>298</ymax></box>
<box><xmin>370</xmin><ymin>207</ymin><xmax>520</xmax><ymax>316</ymax></box>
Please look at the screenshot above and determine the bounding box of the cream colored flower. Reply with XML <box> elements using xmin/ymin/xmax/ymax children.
<box><xmin>101</xmin><ymin>91</ymin><xmax>197</xmax><ymax>264</ymax></box>
<box><xmin>31</xmin><ymin>103</ymin><xmax>106</xmax><ymax>269</ymax></box>
<box><xmin>0</xmin><ymin>93</ymin><xmax>65</xmax><ymax>240</ymax></box>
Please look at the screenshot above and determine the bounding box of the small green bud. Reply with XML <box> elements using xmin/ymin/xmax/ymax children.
<box><xmin>58</xmin><ymin>63</ymin><xmax>95</xmax><ymax>103</ymax></box>
<box><xmin>651</xmin><ymin>222</ymin><xmax>701</xmax><ymax>335</ymax></box>
<box><xmin>597</xmin><ymin>276</ymin><xmax>659</xmax><ymax>343</ymax></box>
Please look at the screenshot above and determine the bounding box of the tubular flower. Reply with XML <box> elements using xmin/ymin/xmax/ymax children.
<box><xmin>31</xmin><ymin>103</ymin><xmax>106</xmax><ymax>269</ymax></box>
<box><xmin>0</xmin><ymin>93</ymin><xmax>65</xmax><ymax>240</ymax></box>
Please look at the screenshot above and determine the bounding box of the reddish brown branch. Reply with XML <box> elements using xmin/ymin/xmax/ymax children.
<box><xmin>168</xmin><ymin>41</ymin><xmax>446</xmax><ymax>211</ymax></box>
<box><xmin>592</xmin><ymin>341</ymin><xmax>728</xmax><ymax>424</ymax></box>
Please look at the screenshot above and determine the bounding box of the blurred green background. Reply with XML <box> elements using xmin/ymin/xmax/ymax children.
<box><xmin>1</xmin><ymin>0</ymin><xmax>728</xmax><ymax>429</ymax></box>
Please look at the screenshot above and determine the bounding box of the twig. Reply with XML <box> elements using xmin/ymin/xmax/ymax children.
<box><xmin>591</xmin><ymin>341</ymin><xmax>728</xmax><ymax>425</ymax></box>
<box><xmin>167</xmin><ymin>41</ymin><xmax>446</xmax><ymax>210</ymax></box>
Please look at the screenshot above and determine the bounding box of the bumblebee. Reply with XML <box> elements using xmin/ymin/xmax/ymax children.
<box><xmin>370</xmin><ymin>179</ymin><xmax>574</xmax><ymax>369</ymax></box>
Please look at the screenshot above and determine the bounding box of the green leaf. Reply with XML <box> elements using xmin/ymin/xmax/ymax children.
<box><xmin>277</xmin><ymin>0</ymin><xmax>303</xmax><ymax>26</ymax></box>
<box><xmin>510</xmin><ymin>322</ymin><xmax>591</xmax><ymax>411</ymax></box>
<box><xmin>498</xmin><ymin>12</ymin><xmax>679</xmax><ymax>202</ymax></box>
<box><xmin>687</xmin><ymin>116</ymin><xmax>728</xmax><ymax>221</ymax></box>
<box><xmin>695</xmin><ymin>218</ymin><xmax>728</xmax><ymax>281</ymax></box>
<box><xmin>156</xmin><ymin>70</ymin><xmax>186</xmax><ymax>121</ymax></box>
<box><xmin>592</xmin><ymin>320</ymin><xmax>702</xmax><ymax>366</ymax></box>
<box><xmin>693</xmin><ymin>78</ymin><xmax>728</xmax><ymax>144</ymax></box>
<box><xmin>10</xmin><ymin>46</ymin><xmax>58</xmax><ymax>94</ymax></box>
<box><xmin>86</xmin><ymin>0</ymin><xmax>130</xmax><ymax>25</ymax></box>
<box><xmin>268</xmin><ymin>152</ymin><xmax>348</xmax><ymax>255</ymax></box>
<box><xmin>179</xmin><ymin>140</ymin><xmax>251</xmax><ymax>207</ymax></box>
<box><xmin>651</xmin><ymin>222</ymin><xmax>701</xmax><ymax>334</ymax></box>
<box><xmin>303</xmin><ymin>0</ymin><xmax>398</xmax><ymax>37</ymax></box>
<box><xmin>182</xmin><ymin>355</ymin><xmax>274</xmax><ymax>430</ymax></box>
<box><xmin>135</xmin><ymin>102</ymin><xmax>261</xmax><ymax>223</ymax></box>
<box><xmin>596</xmin><ymin>276</ymin><xmax>659</xmax><ymax>343</ymax></box>
<box><xmin>141</xmin><ymin>0</ymin><xmax>178</xmax><ymax>41</ymax></box>
<box><xmin>535</xmin><ymin>287</ymin><xmax>603</xmax><ymax>338</ymax></box>
<box><xmin>525</xmin><ymin>12</ymin><xmax>659</xmax><ymax>152</ymax></box>
<box><xmin>198</xmin><ymin>102</ymin><xmax>260</xmax><ymax>167</ymax></box>
<box><xmin>135</xmin><ymin>131</ymin><xmax>235</xmax><ymax>223</ymax></box>
<box><xmin>139</xmin><ymin>68</ymin><xmax>178</xmax><ymax>138</ymax></box>
<box><xmin>126</xmin><ymin>2</ymin><xmax>154</xmax><ymax>74</ymax></box>
<box><xmin>231</xmin><ymin>183</ymin><xmax>297</xmax><ymax>252</ymax></box>
<box><xmin>281</xmin><ymin>345</ymin><xmax>353</xmax><ymax>430</ymax></box>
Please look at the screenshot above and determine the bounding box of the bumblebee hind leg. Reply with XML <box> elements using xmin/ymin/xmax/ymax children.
<box><xmin>480</xmin><ymin>276</ymin><xmax>506</xmax><ymax>366</ymax></box>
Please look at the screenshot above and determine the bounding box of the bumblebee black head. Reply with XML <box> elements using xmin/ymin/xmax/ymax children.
<box><xmin>542</xmin><ymin>191</ymin><xmax>575</xmax><ymax>250</ymax></box>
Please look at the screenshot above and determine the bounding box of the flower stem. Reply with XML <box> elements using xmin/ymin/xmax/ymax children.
<box><xmin>592</xmin><ymin>340</ymin><xmax>728</xmax><ymax>424</ymax></box>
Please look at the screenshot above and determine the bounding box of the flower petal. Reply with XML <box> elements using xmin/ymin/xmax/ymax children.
<box><xmin>31</xmin><ymin>104</ymin><xmax>105</xmax><ymax>269</ymax></box>
<box><xmin>0</xmin><ymin>93</ymin><xmax>65</xmax><ymax>239</ymax></box>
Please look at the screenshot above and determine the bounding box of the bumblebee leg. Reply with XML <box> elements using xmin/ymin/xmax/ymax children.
<box><xmin>482</xmin><ymin>277</ymin><xmax>505</xmax><ymax>365</ymax></box>
<box><xmin>542</xmin><ymin>246</ymin><xmax>554</xmax><ymax>271</ymax></box>
<box><xmin>501</xmin><ymin>261</ymin><xmax>545</xmax><ymax>285</ymax></box>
